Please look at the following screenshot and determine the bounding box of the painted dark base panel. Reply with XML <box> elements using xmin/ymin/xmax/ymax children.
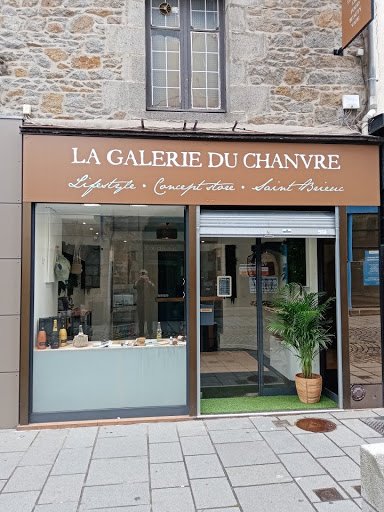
<box><xmin>30</xmin><ymin>405</ymin><xmax>189</xmax><ymax>424</ymax></box>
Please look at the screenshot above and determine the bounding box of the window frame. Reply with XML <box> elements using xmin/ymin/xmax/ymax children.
<box><xmin>145</xmin><ymin>0</ymin><xmax>226</xmax><ymax>113</ymax></box>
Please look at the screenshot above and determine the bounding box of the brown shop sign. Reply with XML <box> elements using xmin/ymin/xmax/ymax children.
<box><xmin>342</xmin><ymin>0</ymin><xmax>373</xmax><ymax>49</ymax></box>
<box><xmin>23</xmin><ymin>135</ymin><xmax>380</xmax><ymax>206</ymax></box>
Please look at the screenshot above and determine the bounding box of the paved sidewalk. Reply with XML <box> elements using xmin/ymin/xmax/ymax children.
<box><xmin>0</xmin><ymin>409</ymin><xmax>384</xmax><ymax>512</ymax></box>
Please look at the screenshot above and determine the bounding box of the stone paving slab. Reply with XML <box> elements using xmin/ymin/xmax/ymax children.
<box><xmin>0</xmin><ymin>490</ymin><xmax>39</xmax><ymax>512</ymax></box>
<box><xmin>35</xmin><ymin>503</ymin><xmax>79</xmax><ymax>512</ymax></box>
<box><xmin>81</xmin><ymin>482</ymin><xmax>150</xmax><ymax>509</ymax></box>
<box><xmin>226</xmin><ymin>462</ymin><xmax>292</xmax><ymax>487</ymax></box>
<box><xmin>150</xmin><ymin>461</ymin><xmax>189</xmax><ymax>489</ymax></box>
<box><xmin>318</xmin><ymin>456</ymin><xmax>360</xmax><ymax>482</ymax></box>
<box><xmin>185</xmin><ymin>454</ymin><xmax>225</xmax><ymax>479</ymax></box>
<box><xmin>191</xmin><ymin>477</ymin><xmax>237</xmax><ymax>509</ymax></box>
<box><xmin>278</xmin><ymin>452</ymin><xmax>326</xmax><ymax>477</ymax></box>
<box><xmin>152</xmin><ymin>486</ymin><xmax>195</xmax><ymax>512</ymax></box>
<box><xmin>235</xmin><ymin>482</ymin><xmax>314</xmax><ymax>512</ymax></box>
<box><xmin>0</xmin><ymin>452</ymin><xmax>23</xmax><ymax>479</ymax></box>
<box><xmin>86</xmin><ymin>456</ymin><xmax>148</xmax><ymax>485</ymax></box>
<box><xmin>180</xmin><ymin>435</ymin><xmax>215</xmax><ymax>455</ymax></box>
<box><xmin>51</xmin><ymin>447</ymin><xmax>92</xmax><ymax>475</ymax></box>
<box><xmin>295</xmin><ymin>474</ymin><xmax>349</xmax><ymax>502</ymax></box>
<box><xmin>38</xmin><ymin>474</ymin><xmax>85</xmax><ymax>505</ymax></box>
<box><xmin>0</xmin><ymin>410</ymin><xmax>383</xmax><ymax>511</ymax></box>
<box><xmin>314</xmin><ymin>500</ymin><xmax>361</xmax><ymax>511</ymax></box>
<box><xmin>3</xmin><ymin>464</ymin><xmax>51</xmax><ymax>493</ymax></box>
<box><xmin>215</xmin><ymin>441</ymin><xmax>279</xmax><ymax>467</ymax></box>
<box><xmin>261</xmin><ymin>430</ymin><xmax>307</xmax><ymax>454</ymax></box>
<box><xmin>209</xmin><ymin>428</ymin><xmax>262</xmax><ymax>444</ymax></box>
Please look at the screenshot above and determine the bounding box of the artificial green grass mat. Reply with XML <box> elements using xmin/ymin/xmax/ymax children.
<box><xmin>200</xmin><ymin>395</ymin><xmax>337</xmax><ymax>415</ymax></box>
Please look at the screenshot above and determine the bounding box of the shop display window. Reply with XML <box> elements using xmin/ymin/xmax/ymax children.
<box><xmin>31</xmin><ymin>204</ymin><xmax>187</xmax><ymax>419</ymax></box>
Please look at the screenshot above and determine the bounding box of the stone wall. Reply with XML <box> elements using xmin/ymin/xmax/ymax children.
<box><xmin>0</xmin><ymin>0</ymin><xmax>367</xmax><ymax>128</ymax></box>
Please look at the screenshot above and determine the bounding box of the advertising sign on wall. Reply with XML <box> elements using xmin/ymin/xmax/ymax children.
<box><xmin>363</xmin><ymin>250</ymin><xmax>379</xmax><ymax>286</ymax></box>
<box><xmin>23</xmin><ymin>135</ymin><xmax>380</xmax><ymax>206</ymax></box>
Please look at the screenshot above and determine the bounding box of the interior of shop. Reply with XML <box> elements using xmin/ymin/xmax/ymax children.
<box><xmin>200</xmin><ymin>235</ymin><xmax>337</xmax><ymax>413</ymax></box>
<box><xmin>31</xmin><ymin>204</ymin><xmax>187</xmax><ymax>420</ymax></box>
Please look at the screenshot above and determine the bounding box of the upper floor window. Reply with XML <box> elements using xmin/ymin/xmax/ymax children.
<box><xmin>146</xmin><ymin>0</ymin><xmax>225</xmax><ymax>111</ymax></box>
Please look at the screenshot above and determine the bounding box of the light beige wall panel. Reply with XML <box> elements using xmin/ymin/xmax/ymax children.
<box><xmin>0</xmin><ymin>119</ymin><xmax>22</xmax><ymax>204</ymax></box>
<box><xmin>0</xmin><ymin>372</ymin><xmax>19</xmax><ymax>428</ymax></box>
<box><xmin>0</xmin><ymin>204</ymin><xmax>21</xmax><ymax>258</ymax></box>
<box><xmin>0</xmin><ymin>260</ymin><xmax>21</xmax><ymax>315</ymax></box>
<box><xmin>0</xmin><ymin>316</ymin><xmax>20</xmax><ymax>373</ymax></box>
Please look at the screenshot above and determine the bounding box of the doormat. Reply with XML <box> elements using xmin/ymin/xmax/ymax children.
<box><xmin>200</xmin><ymin>395</ymin><xmax>337</xmax><ymax>415</ymax></box>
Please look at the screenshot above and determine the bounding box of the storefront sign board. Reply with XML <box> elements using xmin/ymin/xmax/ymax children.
<box><xmin>23</xmin><ymin>135</ymin><xmax>380</xmax><ymax>206</ymax></box>
<box><xmin>342</xmin><ymin>0</ymin><xmax>373</xmax><ymax>49</ymax></box>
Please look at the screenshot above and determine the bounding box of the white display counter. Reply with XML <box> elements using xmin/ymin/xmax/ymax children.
<box><xmin>32</xmin><ymin>342</ymin><xmax>187</xmax><ymax>413</ymax></box>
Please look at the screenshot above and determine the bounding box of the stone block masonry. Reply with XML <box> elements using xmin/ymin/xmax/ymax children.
<box><xmin>0</xmin><ymin>0</ymin><xmax>367</xmax><ymax>128</ymax></box>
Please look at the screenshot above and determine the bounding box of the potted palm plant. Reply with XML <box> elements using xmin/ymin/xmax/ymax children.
<box><xmin>267</xmin><ymin>282</ymin><xmax>334</xmax><ymax>404</ymax></box>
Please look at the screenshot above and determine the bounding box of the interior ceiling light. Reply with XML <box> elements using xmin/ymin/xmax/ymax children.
<box><xmin>156</xmin><ymin>222</ymin><xmax>177</xmax><ymax>240</ymax></box>
<box><xmin>159</xmin><ymin>2</ymin><xmax>172</xmax><ymax>15</ymax></box>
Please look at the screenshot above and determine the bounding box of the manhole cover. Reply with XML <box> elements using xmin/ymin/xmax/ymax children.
<box><xmin>295</xmin><ymin>418</ymin><xmax>337</xmax><ymax>433</ymax></box>
<box><xmin>313</xmin><ymin>488</ymin><xmax>344</xmax><ymax>502</ymax></box>
<box><xmin>361</xmin><ymin>417</ymin><xmax>384</xmax><ymax>435</ymax></box>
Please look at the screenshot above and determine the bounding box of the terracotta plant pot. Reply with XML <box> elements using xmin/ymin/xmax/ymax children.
<box><xmin>295</xmin><ymin>373</ymin><xmax>322</xmax><ymax>404</ymax></box>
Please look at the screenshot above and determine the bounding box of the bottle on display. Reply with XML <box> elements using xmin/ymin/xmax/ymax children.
<box><xmin>59</xmin><ymin>318</ymin><xmax>68</xmax><ymax>347</ymax></box>
<box><xmin>78</xmin><ymin>324</ymin><xmax>84</xmax><ymax>335</ymax></box>
<box><xmin>36</xmin><ymin>325</ymin><xmax>47</xmax><ymax>350</ymax></box>
<box><xmin>156</xmin><ymin>322</ymin><xmax>162</xmax><ymax>340</ymax></box>
<box><xmin>50</xmin><ymin>319</ymin><xmax>60</xmax><ymax>349</ymax></box>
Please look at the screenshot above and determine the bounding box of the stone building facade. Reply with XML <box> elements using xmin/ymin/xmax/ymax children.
<box><xmin>0</xmin><ymin>0</ymin><xmax>368</xmax><ymax>128</ymax></box>
<box><xmin>1</xmin><ymin>1</ymin><xmax>382</xmax><ymax>428</ymax></box>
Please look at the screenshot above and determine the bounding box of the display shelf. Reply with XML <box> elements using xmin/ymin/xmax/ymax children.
<box><xmin>34</xmin><ymin>340</ymin><xmax>186</xmax><ymax>352</ymax></box>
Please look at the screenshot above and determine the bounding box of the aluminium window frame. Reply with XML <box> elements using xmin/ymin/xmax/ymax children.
<box><xmin>145</xmin><ymin>0</ymin><xmax>226</xmax><ymax>113</ymax></box>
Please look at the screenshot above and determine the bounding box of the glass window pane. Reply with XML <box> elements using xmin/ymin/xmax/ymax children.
<box><xmin>192</xmin><ymin>33</ymin><xmax>206</xmax><ymax>52</ymax></box>
<box><xmin>207</xmin><ymin>52</ymin><xmax>218</xmax><ymax>71</ymax></box>
<box><xmin>192</xmin><ymin>11</ymin><xmax>206</xmax><ymax>29</ymax></box>
<box><xmin>167</xmin><ymin>52</ymin><xmax>180</xmax><ymax>70</ymax></box>
<box><xmin>192</xmin><ymin>52</ymin><xmax>206</xmax><ymax>71</ymax></box>
<box><xmin>206</xmin><ymin>0</ymin><xmax>217</xmax><ymax>11</ymax></box>
<box><xmin>32</xmin><ymin>204</ymin><xmax>187</xmax><ymax>417</ymax></box>
<box><xmin>151</xmin><ymin>1</ymin><xmax>180</xmax><ymax>27</ymax></box>
<box><xmin>168</xmin><ymin>70</ymin><xmax>179</xmax><ymax>87</ymax></box>
<box><xmin>206</xmin><ymin>33</ymin><xmax>218</xmax><ymax>52</ymax></box>
<box><xmin>151</xmin><ymin>8</ymin><xmax>164</xmax><ymax>27</ymax></box>
<box><xmin>192</xmin><ymin>71</ymin><xmax>206</xmax><ymax>88</ymax></box>
<box><xmin>192</xmin><ymin>88</ymin><xmax>207</xmax><ymax>108</ymax></box>
<box><xmin>191</xmin><ymin>0</ymin><xmax>205</xmax><ymax>10</ymax></box>
<box><xmin>166</xmin><ymin>36</ymin><xmax>179</xmax><ymax>52</ymax></box>
<box><xmin>153</xmin><ymin>87</ymin><xmax>167</xmax><ymax>107</ymax></box>
<box><xmin>206</xmin><ymin>12</ymin><xmax>217</xmax><ymax>29</ymax></box>
<box><xmin>207</xmin><ymin>72</ymin><xmax>218</xmax><ymax>87</ymax></box>
<box><xmin>152</xmin><ymin>34</ymin><xmax>166</xmax><ymax>51</ymax></box>
<box><xmin>207</xmin><ymin>88</ymin><xmax>219</xmax><ymax>108</ymax></box>
<box><xmin>153</xmin><ymin>70</ymin><xmax>167</xmax><ymax>87</ymax></box>
<box><xmin>152</xmin><ymin>51</ymin><xmax>166</xmax><ymax>69</ymax></box>
<box><xmin>168</xmin><ymin>87</ymin><xmax>181</xmax><ymax>107</ymax></box>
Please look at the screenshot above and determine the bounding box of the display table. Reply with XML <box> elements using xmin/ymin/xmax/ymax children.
<box><xmin>33</xmin><ymin>342</ymin><xmax>187</xmax><ymax>413</ymax></box>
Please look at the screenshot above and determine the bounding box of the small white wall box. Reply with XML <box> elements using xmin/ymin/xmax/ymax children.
<box><xmin>22</xmin><ymin>104</ymin><xmax>32</xmax><ymax>115</ymax></box>
<box><xmin>342</xmin><ymin>95</ymin><xmax>360</xmax><ymax>109</ymax></box>
<box><xmin>217</xmin><ymin>276</ymin><xmax>232</xmax><ymax>297</ymax></box>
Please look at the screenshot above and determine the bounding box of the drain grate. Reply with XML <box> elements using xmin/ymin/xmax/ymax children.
<box><xmin>361</xmin><ymin>417</ymin><xmax>384</xmax><ymax>436</ymax></box>
<box><xmin>295</xmin><ymin>418</ymin><xmax>337</xmax><ymax>433</ymax></box>
<box><xmin>313</xmin><ymin>488</ymin><xmax>344</xmax><ymax>502</ymax></box>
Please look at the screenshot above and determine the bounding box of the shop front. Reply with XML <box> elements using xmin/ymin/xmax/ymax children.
<box><xmin>20</xmin><ymin>129</ymin><xmax>380</xmax><ymax>424</ymax></box>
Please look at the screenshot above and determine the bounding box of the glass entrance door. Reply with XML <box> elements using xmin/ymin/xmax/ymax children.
<box><xmin>200</xmin><ymin>238</ymin><xmax>259</xmax><ymax>399</ymax></box>
<box><xmin>200</xmin><ymin>236</ymin><xmax>320</xmax><ymax>403</ymax></box>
